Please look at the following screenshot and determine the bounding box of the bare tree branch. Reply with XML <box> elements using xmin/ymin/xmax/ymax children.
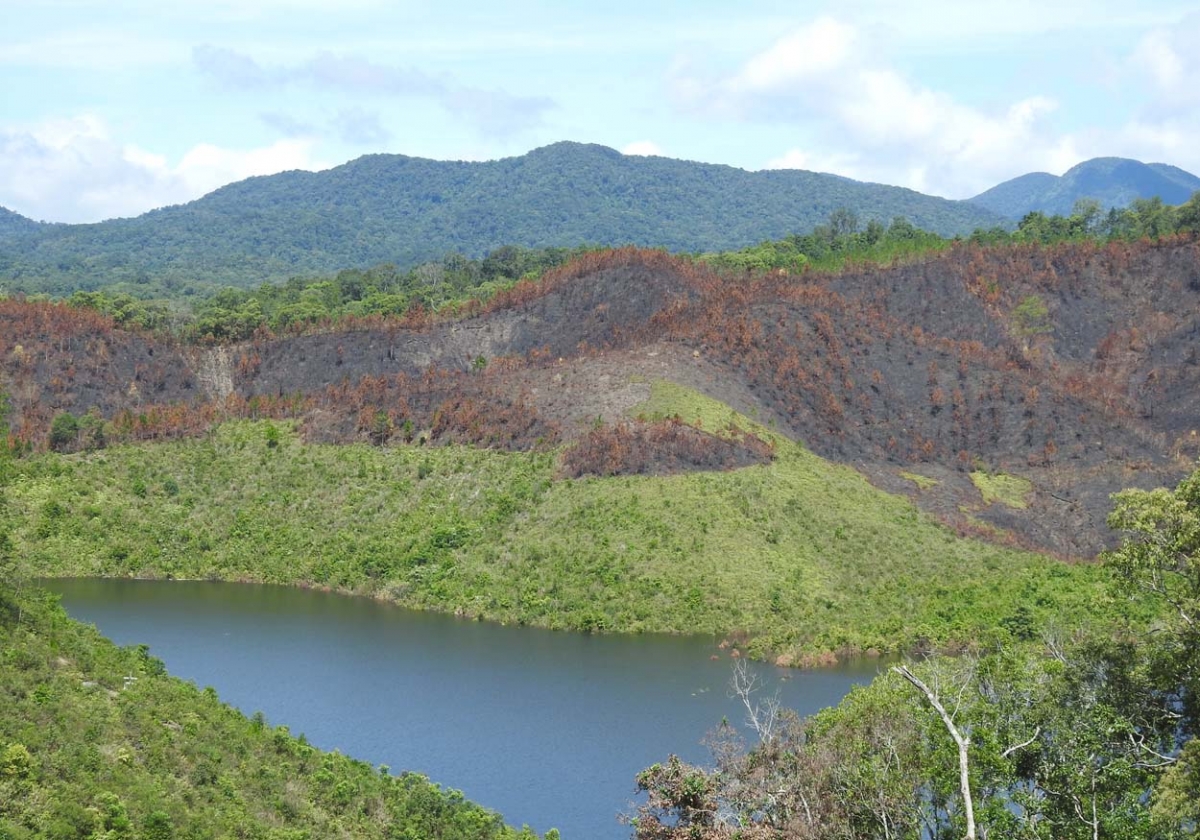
<box><xmin>1001</xmin><ymin>728</ymin><xmax>1041</xmax><ymax>759</ymax></box>
<box><xmin>894</xmin><ymin>665</ymin><xmax>977</xmax><ymax>840</ymax></box>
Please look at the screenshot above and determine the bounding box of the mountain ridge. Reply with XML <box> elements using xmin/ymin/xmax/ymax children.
<box><xmin>970</xmin><ymin>156</ymin><xmax>1200</xmax><ymax>218</ymax></box>
<box><xmin>0</xmin><ymin>141</ymin><xmax>1006</xmax><ymax>293</ymax></box>
<box><xmin>0</xmin><ymin>205</ymin><xmax>41</xmax><ymax>241</ymax></box>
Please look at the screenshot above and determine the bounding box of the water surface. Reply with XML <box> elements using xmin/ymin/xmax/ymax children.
<box><xmin>48</xmin><ymin>579</ymin><xmax>881</xmax><ymax>839</ymax></box>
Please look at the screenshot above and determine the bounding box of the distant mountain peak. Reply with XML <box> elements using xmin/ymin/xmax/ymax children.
<box><xmin>970</xmin><ymin>157</ymin><xmax>1200</xmax><ymax>219</ymax></box>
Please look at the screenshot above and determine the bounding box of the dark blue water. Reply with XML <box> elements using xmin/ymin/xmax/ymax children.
<box><xmin>47</xmin><ymin>579</ymin><xmax>881</xmax><ymax>839</ymax></box>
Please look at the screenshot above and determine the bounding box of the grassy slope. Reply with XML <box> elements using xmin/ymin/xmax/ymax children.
<box><xmin>0</xmin><ymin>587</ymin><xmax>542</xmax><ymax>840</ymax></box>
<box><xmin>4</xmin><ymin>384</ymin><xmax>1115</xmax><ymax>662</ymax></box>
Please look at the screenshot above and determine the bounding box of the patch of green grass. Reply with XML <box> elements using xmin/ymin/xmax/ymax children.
<box><xmin>3</xmin><ymin>396</ymin><xmax>1116</xmax><ymax>662</ymax></box>
<box><xmin>971</xmin><ymin>470</ymin><xmax>1034</xmax><ymax>509</ymax></box>
<box><xmin>900</xmin><ymin>471</ymin><xmax>939</xmax><ymax>490</ymax></box>
<box><xmin>633</xmin><ymin>379</ymin><xmax>789</xmax><ymax>446</ymax></box>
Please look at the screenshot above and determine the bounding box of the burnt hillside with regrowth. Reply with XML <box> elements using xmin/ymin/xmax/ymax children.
<box><xmin>3</xmin><ymin>240</ymin><xmax>1199</xmax><ymax>556</ymax></box>
<box><xmin>238</xmin><ymin>248</ymin><xmax>708</xmax><ymax>397</ymax></box>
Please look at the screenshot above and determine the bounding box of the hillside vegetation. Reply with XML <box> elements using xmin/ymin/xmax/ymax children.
<box><xmin>1</xmin><ymin>385</ymin><xmax>1118</xmax><ymax>662</ymax></box>
<box><xmin>0</xmin><ymin>584</ymin><xmax>547</xmax><ymax>840</ymax></box>
<box><xmin>631</xmin><ymin>463</ymin><xmax>1200</xmax><ymax>839</ymax></box>
<box><xmin>0</xmin><ymin>142</ymin><xmax>1005</xmax><ymax>293</ymax></box>
<box><xmin>0</xmin><ymin>207</ymin><xmax>40</xmax><ymax>243</ymax></box>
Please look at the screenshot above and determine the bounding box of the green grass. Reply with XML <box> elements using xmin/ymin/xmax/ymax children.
<box><xmin>2</xmin><ymin>387</ymin><xmax>1117</xmax><ymax>662</ymax></box>
<box><xmin>900</xmin><ymin>471</ymin><xmax>939</xmax><ymax>490</ymax></box>
<box><xmin>970</xmin><ymin>470</ymin><xmax>1034</xmax><ymax>509</ymax></box>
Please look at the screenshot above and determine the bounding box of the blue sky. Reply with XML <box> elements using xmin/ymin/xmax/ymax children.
<box><xmin>3</xmin><ymin>0</ymin><xmax>1199</xmax><ymax>222</ymax></box>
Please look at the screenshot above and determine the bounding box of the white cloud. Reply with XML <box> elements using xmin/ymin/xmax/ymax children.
<box><xmin>763</xmin><ymin>148</ymin><xmax>863</xmax><ymax>180</ymax></box>
<box><xmin>675</xmin><ymin>17</ymin><xmax>1086</xmax><ymax>197</ymax></box>
<box><xmin>621</xmin><ymin>140</ymin><xmax>664</xmax><ymax>157</ymax></box>
<box><xmin>729</xmin><ymin>16</ymin><xmax>857</xmax><ymax>93</ymax></box>
<box><xmin>0</xmin><ymin>115</ymin><xmax>330</xmax><ymax>223</ymax></box>
<box><xmin>720</xmin><ymin>12</ymin><xmax>1200</xmax><ymax>196</ymax></box>
<box><xmin>1102</xmin><ymin>14</ymin><xmax>1200</xmax><ymax>173</ymax></box>
<box><xmin>1130</xmin><ymin>29</ymin><xmax>1185</xmax><ymax>90</ymax></box>
<box><xmin>193</xmin><ymin>45</ymin><xmax>554</xmax><ymax>137</ymax></box>
<box><xmin>1127</xmin><ymin>15</ymin><xmax>1200</xmax><ymax>114</ymax></box>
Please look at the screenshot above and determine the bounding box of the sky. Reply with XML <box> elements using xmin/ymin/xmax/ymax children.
<box><xmin>3</xmin><ymin>0</ymin><xmax>1200</xmax><ymax>223</ymax></box>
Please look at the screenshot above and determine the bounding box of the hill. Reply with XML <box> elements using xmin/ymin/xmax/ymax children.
<box><xmin>971</xmin><ymin>157</ymin><xmax>1200</xmax><ymax>218</ymax></box>
<box><xmin>0</xmin><ymin>142</ymin><xmax>1005</xmax><ymax>293</ymax></box>
<box><xmin>6</xmin><ymin>241</ymin><xmax>1200</xmax><ymax>561</ymax></box>
<box><xmin>4</xmin><ymin>237</ymin><xmax>1200</xmax><ymax>662</ymax></box>
<box><xmin>0</xmin><ymin>206</ymin><xmax>40</xmax><ymax>243</ymax></box>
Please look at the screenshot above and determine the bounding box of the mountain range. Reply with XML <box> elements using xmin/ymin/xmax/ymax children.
<box><xmin>0</xmin><ymin>142</ymin><xmax>1003</xmax><ymax>292</ymax></box>
<box><xmin>1</xmin><ymin>145</ymin><xmax>1197</xmax><ymax>294</ymax></box>
<box><xmin>968</xmin><ymin>157</ymin><xmax>1200</xmax><ymax>218</ymax></box>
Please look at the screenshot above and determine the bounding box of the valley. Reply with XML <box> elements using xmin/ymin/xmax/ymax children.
<box><xmin>3</xmin><ymin>175</ymin><xmax>1200</xmax><ymax>840</ymax></box>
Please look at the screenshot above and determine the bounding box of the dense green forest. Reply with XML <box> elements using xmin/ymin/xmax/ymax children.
<box><xmin>970</xmin><ymin>156</ymin><xmax>1200</xmax><ymax>218</ymax></box>
<box><xmin>68</xmin><ymin>244</ymin><xmax>598</xmax><ymax>340</ymax></box>
<box><xmin>0</xmin><ymin>208</ymin><xmax>41</xmax><ymax>242</ymax></box>
<box><xmin>0</xmin><ymin>142</ymin><xmax>1006</xmax><ymax>294</ymax></box>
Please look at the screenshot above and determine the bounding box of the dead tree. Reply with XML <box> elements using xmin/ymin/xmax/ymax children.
<box><xmin>893</xmin><ymin>664</ymin><xmax>977</xmax><ymax>840</ymax></box>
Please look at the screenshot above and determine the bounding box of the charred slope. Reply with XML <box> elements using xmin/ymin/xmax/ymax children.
<box><xmin>238</xmin><ymin>250</ymin><xmax>701</xmax><ymax>398</ymax></box>
<box><xmin>650</xmin><ymin>238</ymin><xmax>1200</xmax><ymax>553</ymax></box>
<box><xmin>0</xmin><ymin>300</ymin><xmax>198</xmax><ymax>434</ymax></box>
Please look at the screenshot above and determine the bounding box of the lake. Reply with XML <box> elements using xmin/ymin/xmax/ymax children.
<box><xmin>48</xmin><ymin>578</ymin><xmax>882</xmax><ymax>839</ymax></box>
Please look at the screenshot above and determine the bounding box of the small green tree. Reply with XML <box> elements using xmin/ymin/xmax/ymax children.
<box><xmin>1</xmin><ymin>743</ymin><xmax>34</xmax><ymax>781</ymax></box>
<box><xmin>78</xmin><ymin>409</ymin><xmax>106</xmax><ymax>451</ymax></box>
<box><xmin>143</xmin><ymin>810</ymin><xmax>175</xmax><ymax>840</ymax></box>
<box><xmin>369</xmin><ymin>411</ymin><xmax>392</xmax><ymax>446</ymax></box>
<box><xmin>48</xmin><ymin>412</ymin><xmax>79</xmax><ymax>452</ymax></box>
<box><xmin>1011</xmin><ymin>295</ymin><xmax>1052</xmax><ymax>339</ymax></box>
<box><xmin>0</xmin><ymin>527</ymin><xmax>28</xmax><ymax>626</ymax></box>
<box><xmin>1070</xmin><ymin>197</ymin><xmax>1103</xmax><ymax>236</ymax></box>
<box><xmin>1177</xmin><ymin>190</ymin><xmax>1200</xmax><ymax>234</ymax></box>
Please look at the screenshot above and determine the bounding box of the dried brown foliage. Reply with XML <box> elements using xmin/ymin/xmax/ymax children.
<box><xmin>560</xmin><ymin>418</ymin><xmax>774</xmax><ymax>478</ymax></box>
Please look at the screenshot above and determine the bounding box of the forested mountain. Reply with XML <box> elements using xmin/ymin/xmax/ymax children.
<box><xmin>0</xmin><ymin>206</ymin><xmax>40</xmax><ymax>242</ymax></box>
<box><xmin>0</xmin><ymin>142</ymin><xmax>1005</xmax><ymax>293</ymax></box>
<box><xmin>970</xmin><ymin>156</ymin><xmax>1200</xmax><ymax>218</ymax></box>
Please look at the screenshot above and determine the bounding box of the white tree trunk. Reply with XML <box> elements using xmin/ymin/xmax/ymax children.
<box><xmin>894</xmin><ymin>665</ymin><xmax>977</xmax><ymax>840</ymax></box>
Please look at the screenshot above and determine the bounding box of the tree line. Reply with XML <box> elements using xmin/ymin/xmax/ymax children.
<box><xmin>12</xmin><ymin>190</ymin><xmax>1198</xmax><ymax>347</ymax></box>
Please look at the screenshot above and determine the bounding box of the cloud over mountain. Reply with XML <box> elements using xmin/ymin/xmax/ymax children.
<box><xmin>193</xmin><ymin>45</ymin><xmax>555</xmax><ymax>136</ymax></box>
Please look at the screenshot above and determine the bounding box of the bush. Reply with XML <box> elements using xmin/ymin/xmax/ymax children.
<box><xmin>47</xmin><ymin>413</ymin><xmax>79</xmax><ymax>453</ymax></box>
